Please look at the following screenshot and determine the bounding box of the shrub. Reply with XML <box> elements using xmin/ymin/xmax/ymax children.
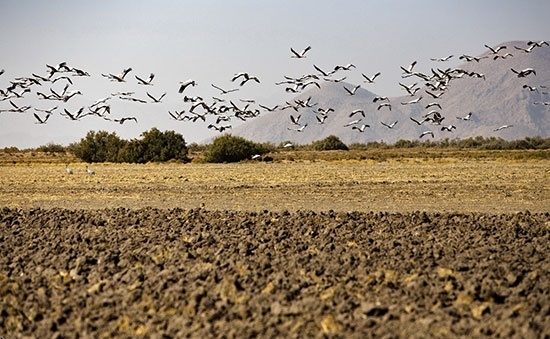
<box><xmin>205</xmin><ymin>134</ymin><xmax>268</xmax><ymax>163</ymax></box>
<box><xmin>310</xmin><ymin>135</ymin><xmax>348</xmax><ymax>151</ymax></box>
<box><xmin>70</xmin><ymin>128</ymin><xmax>189</xmax><ymax>163</ymax></box>
<box><xmin>35</xmin><ymin>143</ymin><xmax>66</xmax><ymax>153</ymax></box>
<box><xmin>69</xmin><ymin>130</ymin><xmax>125</xmax><ymax>162</ymax></box>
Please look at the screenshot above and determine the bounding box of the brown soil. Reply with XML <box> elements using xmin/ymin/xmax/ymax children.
<box><xmin>1</xmin><ymin>208</ymin><xmax>549</xmax><ymax>338</ymax></box>
<box><xmin>1</xmin><ymin>160</ymin><xmax>549</xmax><ymax>337</ymax></box>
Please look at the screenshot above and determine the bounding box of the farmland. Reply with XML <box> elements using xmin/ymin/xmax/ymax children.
<box><xmin>1</xmin><ymin>150</ymin><xmax>549</xmax><ymax>337</ymax></box>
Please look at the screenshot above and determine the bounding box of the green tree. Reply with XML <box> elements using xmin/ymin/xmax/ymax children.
<box><xmin>205</xmin><ymin>134</ymin><xmax>267</xmax><ymax>163</ymax></box>
<box><xmin>70</xmin><ymin>130</ymin><xmax>125</xmax><ymax>163</ymax></box>
<box><xmin>310</xmin><ymin>135</ymin><xmax>349</xmax><ymax>151</ymax></box>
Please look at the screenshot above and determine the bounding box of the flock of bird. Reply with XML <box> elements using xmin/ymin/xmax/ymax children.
<box><xmin>0</xmin><ymin>40</ymin><xmax>548</xmax><ymax>141</ymax></box>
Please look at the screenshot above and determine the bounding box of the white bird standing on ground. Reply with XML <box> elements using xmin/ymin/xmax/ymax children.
<box><xmin>65</xmin><ymin>165</ymin><xmax>73</xmax><ymax>174</ymax></box>
<box><xmin>86</xmin><ymin>166</ymin><xmax>95</xmax><ymax>175</ymax></box>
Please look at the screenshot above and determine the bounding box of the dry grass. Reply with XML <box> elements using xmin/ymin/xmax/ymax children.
<box><xmin>0</xmin><ymin>155</ymin><xmax>547</xmax><ymax>213</ymax></box>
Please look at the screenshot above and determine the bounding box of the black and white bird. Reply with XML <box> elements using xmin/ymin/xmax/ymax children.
<box><xmin>456</xmin><ymin>112</ymin><xmax>473</xmax><ymax>121</ymax></box>
<box><xmin>65</xmin><ymin>165</ymin><xmax>73</xmax><ymax>175</ymax></box>
<box><xmin>135</xmin><ymin>73</ymin><xmax>155</xmax><ymax>85</ymax></box>
<box><xmin>344</xmin><ymin>119</ymin><xmax>362</xmax><ymax>127</ymax></box>
<box><xmin>146</xmin><ymin>92</ymin><xmax>166</xmax><ymax>103</ymax></box>
<box><xmin>425</xmin><ymin>102</ymin><xmax>442</xmax><ymax>109</ymax></box>
<box><xmin>511</xmin><ymin>68</ymin><xmax>536</xmax><ymax>77</ymax></box>
<box><xmin>343</xmin><ymin>84</ymin><xmax>361</xmax><ymax>96</ymax></box>
<box><xmin>33</xmin><ymin>112</ymin><xmax>50</xmax><ymax>124</ymax></box>
<box><xmin>287</xmin><ymin>124</ymin><xmax>308</xmax><ymax>132</ymax></box>
<box><xmin>313</xmin><ymin>64</ymin><xmax>335</xmax><ymax>77</ymax></box>
<box><xmin>112</xmin><ymin>117</ymin><xmax>138</xmax><ymax>124</ymax></box>
<box><xmin>522</xmin><ymin>85</ymin><xmax>539</xmax><ymax>92</ymax></box>
<box><xmin>86</xmin><ymin>166</ymin><xmax>95</xmax><ymax>175</ymax></box>
<box><xmin>349</xmin><ymin>109</ymin><xmax>365</xmax><ymax>118</ymax></box>
<box><xmin>289</xmin><ymin>114</ymin><xmax>301</xmax><ymax>125</ymax></box>
<box><xmin>430</xmin><ymin>55</ymin><xmax>453</xmax><ymax>62</ymax></box>
<box><xmin>352</xmin><ymin>124</ymin><xmax>370</xmax><ymax>132</ymax></box>
<box><xmin>211</xmin><ymin>84</ymin><xmax>239</xmax><ymax>95</ymax></box>
<box><xmin>334</xmin><ymin>64</ymin><xmax>356</xmax><ymax>71</ymax></box>
<box><xmin>484</xmin><ymin>44</ymin><xmax>507</xmax><ymax>54</ymax></box>
<box><xmin>373</xmin><ymin>96</ymin><xmax>389</xmax><ymax>103</ymax></box>
<box><xmin>380</xmin><ymin>121</ymin><xmax>398</xmax><ymax>129</ymax></box>
<box><xmin>377</xmin><ymin>103</ymin><xmax>391</xmax><ymax>111</ymax></box>
<box><xmin>102</xmin><ymin>67</ymin><xmax>132</xmax><ymax>82</ymax></box>
<box><xmin>179</xmin><ymin>79</ymin><xmax>197</xmax><ymax>93</ymax></box>
<box><xmin>401</xmin><ymin>96</ymin><xmax>422</xmax><ymax>105</ymax></box>
<box><xmin>290</xmin><ymin>46</ymin><xmax>311</xmax><ymax>58</ymax></box>
<box><xmin>232</xmin><ymin>72</ymin><xmax>260</xmax><ymax>86</ymax></box>
<box><xmin>494</xmin><ymin>125</ymin><xmax>513</xmax><ymax>131</ymax></box>
<box><xmin>441</xmin><ymin>125</ymin><xmax>457</xmax><ymax>132</ymax></box>
<box><xmin>400</xmin><ymin>60</ymin><xmax>417</xmax><ymax>75</ymax></box>
<box><xmin>361</xmin><ymin>72</ymin><xmax>381</xmax><ymax>83</ymax></box>
<box><xmin>419</xmin><ymin>130</ymin><xmax>434</xmax><ymax>138</ymax></box>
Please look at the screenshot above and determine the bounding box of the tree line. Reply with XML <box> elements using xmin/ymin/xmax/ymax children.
<box><xmin>3</xmin><ymin>130</ymin><xmax>549</xmax><ymax>163</ymax></box>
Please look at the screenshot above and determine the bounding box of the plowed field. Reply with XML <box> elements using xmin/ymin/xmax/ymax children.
<box><xmin>1</xmin><ymin>159</ymin><xmax>549</xmax><ymax>337</ymax></box>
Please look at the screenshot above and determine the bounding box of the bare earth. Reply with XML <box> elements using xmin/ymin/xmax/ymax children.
<box><xmin>1</xmin><ymin>159</ymin><xmax>549</xmax><ymax>338</ymax></box>
<box><xmin>0</xmin><ymin>159</ymin><xmax>548</xmax><ymax>212</ymax></box>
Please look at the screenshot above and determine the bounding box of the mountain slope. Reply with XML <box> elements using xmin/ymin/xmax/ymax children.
<box><xmin>231</xmin><ymin>40</ymin><xmax>549</xmax><ymax>144</ymax></box>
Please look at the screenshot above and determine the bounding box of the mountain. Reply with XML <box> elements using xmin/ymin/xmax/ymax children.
<box><xmin>230</xmin><ymin>40</ymin><xmax>550</xmax><ymax>144</ymax></box>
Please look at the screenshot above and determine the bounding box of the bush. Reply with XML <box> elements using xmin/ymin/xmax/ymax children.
<box><xmin>35</xmin><ymin>143</ymin><xmax>66</xmax><ymax>153</ymax></box>
<box><xmin>70</xmin><ymin>128</ymin><xmax>189</xmax><ymax>163</ymax></box>
<box><xmin>205</xmin><ymin>134</ymin><xmax>268</xmax><ymax>163</ymax></box>
<box><xmin>310</xmin><ymin>135</ymin><xmax>348</xmax><ymax>151</ymax></box>
<box><xmin>69</xmin><ymin>130</ymin><xmax>125</xmax><ymax>162</ymax></box>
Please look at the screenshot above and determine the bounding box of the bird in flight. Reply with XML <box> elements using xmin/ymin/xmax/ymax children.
<box><xmin>419</xmin><ymin>131</ymin><xmax>434</xmax><ymax>138</ymax></box>
<box><xmin>441</xmin><ymin>125</ymin><xmax>456</xmax><ymax>132</ymax></box>
<box><xmin>494</xmin><ymin>125</ymin><xmax>513</xmax><ymax>131</ymax></box>
<box><xmin>380</xmin><ymin>121</ymin><xmax>398</xmax><ymax>129</ymax></box>
<box><xmin>349</xmin><ymin>109</ymin><xmax>365</xmax><ymax>118</ymax></box>
<box><xmin>33</xmin><ymin>112</ymin><xmax>50</xmax><ymax>124</ymax></box>
<box><xmin>287</xmin><ymin>124</ymin><xmax>308</xmax><ymax>132</ymax></box>
<box><xmin>211</xmin><ymin>84</ymin><xmax>239</xmax><ymax>95</ymax></box>
<box><xmin>343</xmin><ymin>84</ymin><xmax>361</xmax><ymax>96</ymax></box>
<box><xmin>430</xmin><ymin>55</ymin><xmax>453</xmax><ymax>62</ymax></box>
<box><xmin>361</xmin><ymin>72</ymin><xmax>381</xmax><ymax>83</ymax></box>
<box><xmin>232</xmin><ymin>72</ymin><xmax>260</xmax><ymax>86</ymax></box>
<box><xmin>484</xmin><ymin>44</ymin><xmax>507</xmax><ymax>54</ymax></box>
<box><xmin>511</xmin><ymin>68</ymin><xmax>536</xmax><ymax>77</ymax></box>
<box><xmin>456</xmin><ymin>112</ymin><xmax>473</xmax><ymax>121</ymax></box>
<box><xmin>102</xmin><ymin>67</ymin><xmax>132</xmax><ymax>82</ymax></box>
<box><xmin>179</xmin><ymin>79</ymin><xmax>197</xmax><ymax>93</ymax></box>
<box><xmin>135</xmin><ymin>73</ymin><xmax>155</xmax><ymax>85</ymax></box>
<box><xmin>352</xmin><ymin>124</ymin><xmax>370</xmax><ymax>132</ymax></box>
<box><xmin>290</xmin><ymin>46</ymin><xmax>311</xmax><ymax>58</ymax></box>
<box><xmin>146</xmin><ymin>92</ymin><xmax>167</xmax><ymax>103</ymax></box>
<box><xmin>377</xmin><ymin>103</ymin><xmax>391</xmax><ymax>111</ymax></box>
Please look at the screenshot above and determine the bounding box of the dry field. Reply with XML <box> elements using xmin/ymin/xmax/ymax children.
<box><xmin>1</xmin><ymin>154</ymin><xmax>549</xmax><ymax>337</ymax></box>
<box><xmin>0</xmin><ymin>157</ymin><xmax>548</xmax><ymax>212</ymax></box>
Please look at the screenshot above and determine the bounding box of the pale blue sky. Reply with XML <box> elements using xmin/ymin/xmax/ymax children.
<box><xmin>1</xmin><ymin>0</ymin><xmax>549</xmax><ymax>148</ymax></box>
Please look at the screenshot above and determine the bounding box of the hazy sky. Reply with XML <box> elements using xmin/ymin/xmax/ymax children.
<box><xmin>1</xmin><ymin>0</ymin><xmax>549</xmax><ymax>148</ymax></box>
